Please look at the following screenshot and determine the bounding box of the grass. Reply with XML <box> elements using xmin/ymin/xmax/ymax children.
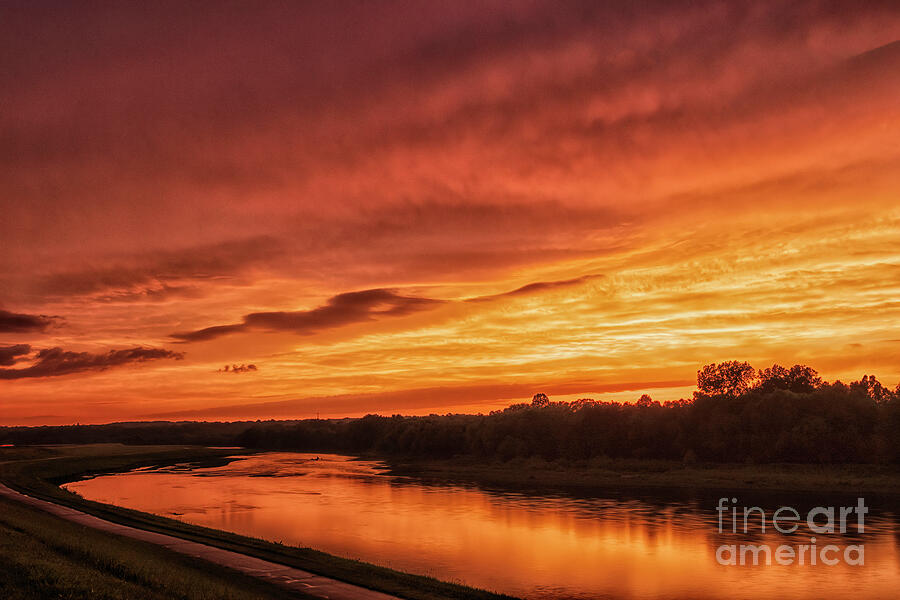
<box><xmin>0</xmin><ymin>494</ymin><xmax>312</xmax><ymax>600</ymax></box>
<box><xmin>384</xmin><ymin>455</ymin><xmax>900</xmax><ymax>495</ymax></box>
<box><xmin>0</xmin><ymin>445</ymin><xmax>517</xmax><ymax>600</ymax></box>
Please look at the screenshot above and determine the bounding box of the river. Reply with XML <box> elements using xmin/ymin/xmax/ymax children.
<box><xmin>63</xmin><ymin>453</ymin><xmax>899</xmax><ymax>599</ymax></box>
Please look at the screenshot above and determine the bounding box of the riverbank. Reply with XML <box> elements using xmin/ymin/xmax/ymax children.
<box><xmin>0</xmin><ymin>490</ymin><xmax>311</xmax><ymax>600</ymax></box>
<box><xmin>0</xmin><ymin>445</ymin><xmax>515</xmax><ymax>600</ymax></box>
<box><xmin>385</xmin><ymin>455</ymin><xmax>900</xmax><ymax>495</ymax></box>
<box><xmin>0</xmin><ymin>482</ymin><xmax>399</xmax><ymax>600</ymax></box>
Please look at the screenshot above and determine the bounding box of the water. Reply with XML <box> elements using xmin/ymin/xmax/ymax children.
<box><xmin>63</xmin><ymin>453</ymin><xmax>900</xmax><ymax>599</ymax></box>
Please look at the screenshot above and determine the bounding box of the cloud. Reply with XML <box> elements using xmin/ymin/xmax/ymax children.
<box><xmin>31</xmin><ymin>236</ymin><xmax>284</xmax><ymax>299</ymax></box>
<box><xmin>0</xmin><ymin>346</ymin><xmax>184</xmax><ymax>380</ymax></box>
<box><xmin>172</xmin><ymin>288</ymin><xmax>446</xmax><ymax>342</ymax></box>
<box><xmin>218</xmin><ymin>364</ymin><xmax>258</xmax><ymax>374</ymax></box>
<box><xmin>468</xmin><ymin>274</ymin><xmax>604</xmax><ymax>302</ymax></box>
<box><xmin>0</xmin><ymin>344</ymin><xmax>31</xmax><ymax>366</ymax></box>
<box><xmin>172</xmin><ymin>274</ymin><xmax>604</xmax><ymax>343</ymax></box>
<box><xmin>0</xmin><ymin>309</ymin><xmax>61</xmax><ymax>333</ymax></box>
<box><xmin>3</xmin><ymin>1</ymin><xmax>900</xmax><ymax>422</ymax></box>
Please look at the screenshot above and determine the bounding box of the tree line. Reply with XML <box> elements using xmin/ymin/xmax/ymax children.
<box><xmin>3</xmin><ymin>362</ymin><xmax>899</xmax><ymax>464</ymax></box>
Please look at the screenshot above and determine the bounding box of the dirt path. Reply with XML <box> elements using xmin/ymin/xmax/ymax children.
<box><xmin>0</xmin><ymin>482</ymin><xmax>400</xmax><ymax>600</ymax></box>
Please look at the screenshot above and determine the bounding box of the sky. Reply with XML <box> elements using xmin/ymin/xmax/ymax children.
<box><xmin>2</xmin><ymin>1</ymin><xmax>900</xmax><ymax>425</ymax></box>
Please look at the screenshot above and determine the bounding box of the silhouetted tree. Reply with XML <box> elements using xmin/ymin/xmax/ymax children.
<box><xmin>531</xmin><ymin>393</ymin><xmax>550</xmax><ymax>408</ymax></box>
<box><xmin>852</xmin><ymin>374</ymin><xmax>892</xmax><ymax>404</ymax></box>
<box><xmin>755</xmin><ymin>364</ymin><xmax>822</xmax><ymax>393</ymax></box>
<box><xmin>696</xmin><ymin>361</ymin><xmax>756</xmax><ymax>397</ymax></box>
<box><xmin>4</xmin><ymin>362</ymin><xmax>898</xmax><ymax>465</ymax></box>
<box><xmin>636</xmin><ymin>394</ymin><xmax>656</xmax><ymax>408</ymax></box>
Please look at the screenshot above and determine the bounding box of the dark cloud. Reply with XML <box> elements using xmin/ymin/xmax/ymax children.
<box><xmin>172</xmin><ymin>288</ymin><xmax>445</xmax><ymax>342</ymax></box>
<box><xmin>3</xmin><ymin>1</ymin><xmax>896</xmax><ymax>296</ymax></box>
<box><xmin>0</xmin><ymin>344</ymin><xmax>31</xmax><ymax>366</ymax></box>
<box><xmin>218</xmin><ymin>364</ymin><xmax>258</xmax><ymax>374</ymax></box>
<box><xmin>34</xmin><ymin>236</ymin><xmax>283</xmax><ymax>299</ymax></box>
<box><xmin>468</xmin><ymin>274</ymin><xmax>603</xmax><ymax>302</ymax></box>
<box><xmin>176</xmin><ymin>324</ymin><xmax>245</xmax><ymax>343</ymax></box>
<box><xmin>0</xmin><ymin>309</ymin><xmax>60</xmax><ymax>333</ymax></box>
<box><xmin>0</xmin><ymin>346</ymin><xmax>184</xmax><ymax>380</ymax></box>
<box><xmin>174</xmin><ymin>275</ymin><xmax>605</xmax><ymax>343</ymax></box>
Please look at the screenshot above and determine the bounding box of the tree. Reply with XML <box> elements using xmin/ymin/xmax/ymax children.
<box><xmin>696</xmin><ymin>361</ymin><xmax>756</xmax><ymax>397</ymax></box>
<box><xmin>636</xmin><ymin>394</ymin><xmax>656</xmax><ymax>408</ymax></box>
<box><xmin>852</xmin><ymin>375</ymin><xmax>893</xmax><ymax>404</ymax></box>
<box><xmin>756</xmin><ymin>364</ymin><xmax>822</xmax><ymax>394</ymax></box>
<box><xmin>531</xmin><ymin>393</ymin><xmax>550</xmax><ymax>408</ymax></box>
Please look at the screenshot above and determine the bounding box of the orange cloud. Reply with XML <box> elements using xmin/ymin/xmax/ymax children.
<box><xmin>1</xmin><ymin>2</ymin><xmax>900</xmax><ymax>423</ymax></box>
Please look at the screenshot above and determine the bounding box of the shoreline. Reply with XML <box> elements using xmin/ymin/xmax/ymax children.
<box><xmin>382</xmin><ymin>456</ymin><xmax>900</xmax><ymax>496</ymax></box>
<box><xmin>0</xmin><ymin>481</ymin><xmax>399</xmax><ymax>600</ymax></box>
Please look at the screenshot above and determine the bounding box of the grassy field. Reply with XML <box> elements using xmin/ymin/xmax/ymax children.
<box><xmin>0</xmin><ymin>493</ymin><xmax>318</xmax><ymax>600</ymax></box>
<box><xmin>385</xmin><ymin>455</ymin><xmax>900</xmax><ymax>495</ymax></box>
<box><xmin>0</xmin><ymin>445</ymin><xmax>515</xmax><ymax>600</ymax></box>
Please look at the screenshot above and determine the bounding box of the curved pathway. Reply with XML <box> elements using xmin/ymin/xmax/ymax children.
<box><xmin>0</xmin><ymin>482</ymin><xmax>400</xmax><ymax>600</ymax></box>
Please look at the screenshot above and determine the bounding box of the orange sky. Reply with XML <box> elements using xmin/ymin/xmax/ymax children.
<box><xmin>2</xmin><ymin>1</ymin><xmax>900</xmax><ymax>425</ymax></box>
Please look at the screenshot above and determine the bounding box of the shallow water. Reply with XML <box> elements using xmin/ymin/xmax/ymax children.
<box><xmin>64</xmin><ymin>453</ymin><xmax>900</xmax><ymax>599</ymax></box>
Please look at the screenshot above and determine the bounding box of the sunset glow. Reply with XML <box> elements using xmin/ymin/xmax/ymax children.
<box><xmin>2</xmin><ymin>1</ymin><xmax>900</xmax><ymax>424</ymax></box>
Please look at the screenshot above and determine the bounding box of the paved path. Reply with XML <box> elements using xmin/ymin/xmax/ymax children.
<box><xmin>0</xmin><ymin>483</ymin><xmax>400</xmax><ymax>600</ymax></box>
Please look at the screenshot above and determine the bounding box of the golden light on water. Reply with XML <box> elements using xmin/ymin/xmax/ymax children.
<box><xmin>65</xmin><ymin>454</ymin><xmax>900</xmax><ymax>599</ymax></box>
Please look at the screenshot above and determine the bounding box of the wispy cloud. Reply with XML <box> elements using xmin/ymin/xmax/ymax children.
<box><xmin>172</xmin><ymin>274</ymin><xmax>607</xmax><ymax>343</ymax></box>
<box><xmin>33</xmin><ymin>236</ymin><xmax>284</xmax><ymax>300</ymax></box>
<box><xmin>0</xmin><ymin>346</ymin><xmax>184</xmax><ymax>380</ymax></box>
<box><xmin>172</xmin><ymin>289</ymin><xmax>446</xmax><ymax>342</ymax></box>
<box><xmin>468</xmin><ymin>274</ymin><xmax>604</xmax><ymax>302</ymax></box>
<box><xmin>0</xmin><ymin>344</ymin><xmax>31</xmax><ymax>366</ymax></box>
<box><xmin>0</xmin><ymin>310</ymin><xmax>61</xmax><ymax>333</ymax></box>
<box><xmin>218</xmin><ymin>363</ymin><xmax>258</xmax><ymax>374</ymax></box>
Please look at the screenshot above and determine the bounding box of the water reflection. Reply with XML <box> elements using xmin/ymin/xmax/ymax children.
<box><xmin>64</xmin><ymin>453</ymin><xmax>900</xmax><ymax>599</ymax></box>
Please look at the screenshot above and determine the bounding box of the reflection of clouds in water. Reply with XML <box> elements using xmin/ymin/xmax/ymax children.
<box><xmin>135</xmin><ymin>454</ymin><xmax>900</xmax><ymax>541</ymax></box>
<box><xmin>165</xmin><ymin>453</ymin><xmax>391</xmax><ymax>480</ymax></box>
